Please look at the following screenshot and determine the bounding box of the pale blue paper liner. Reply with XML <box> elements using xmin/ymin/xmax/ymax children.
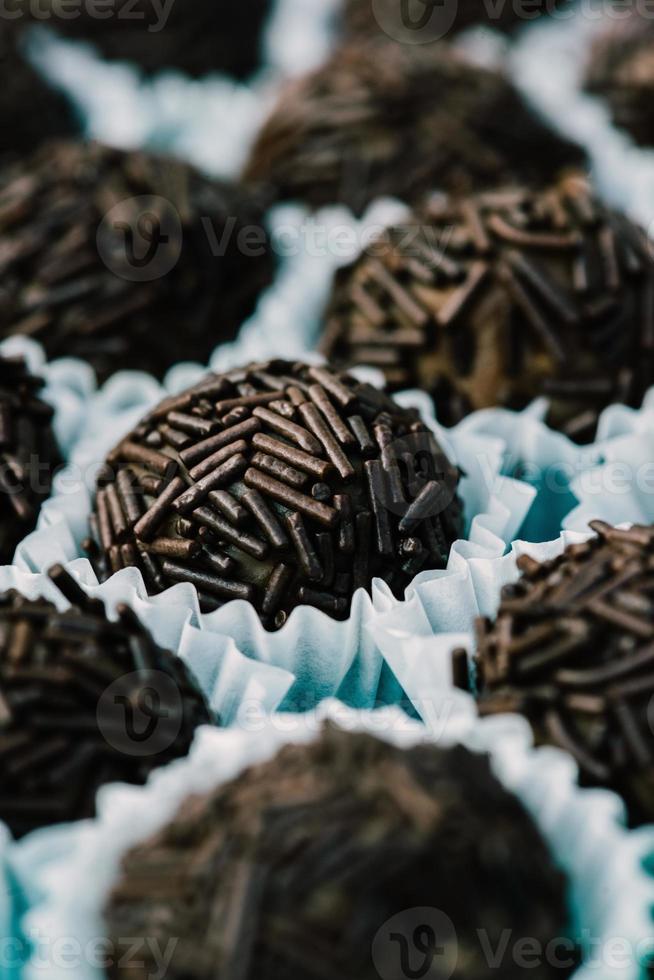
<box><xmin>12</xmin><ymin>360</ymin><xmax>536</xmax><ymax>713</ymax></box>
<box><xmin>11</xmin><ymin>700</ymin><xmax>654</xmax><ymax>980</ymax></box>
<box><xmin>22</xmin><ymin>0</ymin><xmax>340</xmax><ymax>177</ymax></box>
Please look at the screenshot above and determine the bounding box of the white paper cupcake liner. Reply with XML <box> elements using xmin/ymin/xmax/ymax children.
<box><xmin>0</xmin><ymin>821</ymin><xmax>22</xmax><ymax>980</ymax></box>
<box><xmin>12</xmin><ymin>341</ymin><xmax>537</xmax><ymax>712</ymax></box>
<box><xmin>7</xmin><ymin>699</ymin><xmax>653</xmax><ymax>980</ymax></box>
<box><xmin>0</xmin><ymin>336</ymin><xmax>96</xmax><ymax>574</ymax></box>
<box><xmin>0</xmin><ymin>563</ymin><xmax>294</xmax><ymax>978</ymax></box>
<box><xmin>507</xmin><ymin>0</ymin><xmax>654</xmax><ymax>229</ymax></box>
<box><xmin>560</xmin><ymin>391</ymin><xmax>654</xmax><ymax>532</ymax></box>
<box><xmin>0</xmin><ymin>561</ymin><xmax>294</xmax><ymax>723</ymax></box>
<box><xmin>22</xmin><ymin>0</ymin><xmax>340</xmax><ymax>178</ymax></box>
<box><xmin>0</xmin><ymin>336</ymin><xmax>95</xmax><ymax>464</ymax></box>
<box><xmin>370</xmin><ymin>528</ymin><xmax>593</xmax><ymax>698</ymax></box>
<box><xmin>0</xmin><ymin>196</ymin><xmax>542</xmax><ymax>713</ymax></box>
<box><xmin>447</xmin><ymin>378</ymin><xmax>654</xmax><ymax>546</ymax></box>
<box><xmin>369</xmin><ymin>518</ymin><xmax>654</xmax><ymax>976</ymax></box>
<box><xmin>371</xmin><ymin>602</ymin><xmax>654</xmax><ymax>977</ymax></box>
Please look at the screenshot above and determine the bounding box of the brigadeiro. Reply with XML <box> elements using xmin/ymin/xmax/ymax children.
<box><xmin>467</xmin><ymin>521</ymin><xmax>654</xmax><ymax>828</ymax></box>
<box><xmin>0</xmin><ymin>26</ymin><xmax>78</xmax><ymax>157</ymax></box>
<box><xmin>323</xmin><ymin>175</ymin><xmax>654</xmax><ymax>442</ymax></box>
<box><xmin>585</xmin><ymin>10</ymin><xmax>654</xmax><ymax>147</ymax></box>
<box><xmin>0</xmin><ymin>564</ymin><xmax>211</xmax><ymax>839</ymax></box>
<box><xmin>0</xmin><ymin>140</ymin><xmax>274</xmax><ymax>384</ymax></box>
<box><xmin>105</xmin><ymin>725</ymin><xmax>575</xmax><ymax>980</ymax></box>
<box><xmin>87</xmin><ymin>360</ymin><xmax>464</xmax><ymax>628</ymax></box>
<box><xmin>242</xmin><ymin>40</ymin><xmax>585</xmax><ymax>214</ymax></box>
<box><xmin>12</xmin><ymin>0</ymin><xmax>271</xmax><ymax>79</ymax></box>
<box><xmin>0</xmin><ymin>355</ymin><xmax>62</xmax><ymax>564</ymax></box>
<box><xmin>343</xmin><ymin>0</ymin><xmax>570</xmax><ymax>43</ymax></box>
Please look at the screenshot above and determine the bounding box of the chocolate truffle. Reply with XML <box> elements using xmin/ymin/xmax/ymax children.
<box><xmin>0</xmin><ymin>355</ymin><xmax>62</xmax><ymax>564</ymax></box>
<box><xmin>105</xmin><ymin>725</ymin><xmax>574</xmax><ymax>980</ymax></box>
<box><xmin>88</xmin><ymin>360</ymin><xmax>464</xmax><ymax>628</ymax></box>
<box><xmin>470</xmin><ymin>521</ymin><xmax>654</xmax><ymax>827</ymax></box>
<box><xmin>0</xmin><ymin>26</ymin><xmax>78</xmax><ymax>157</ymax></box>
<box><xmin>344</xmin><ymin>0</ymin><xmax>570</xmax><ymax>43</ymax></box>
<box><xmin>585</xmin><ymin>11</ymin><xmax>654</xmax><ymax>147</ymax></box>
<box><xmin>0</xmin><ymin>140</ymin><xmax>274</xmax><ymax>384</ymax></box>
<box><xmin>242</xmin><ymin>40</ymin><xmax>585</xmax><ymax>214</ymax></box>
<box><xmin>0</xmin><ymin>564</ymin><xmax>211</xmax><ymax>839</ymax></box>
<box><xmin>323</xmin><ymin>175</ymin><xmax>654</xmax><ymax>441</ymax></box>
<box><xmin>11</xmin><ymin>0</ymin><xmax>271</xmax><ymax>79</ymax></box>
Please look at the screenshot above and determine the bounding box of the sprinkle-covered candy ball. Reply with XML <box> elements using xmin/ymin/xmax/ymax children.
<box><xmin>89</xmin><ymin>360</ymin><xmax>464</xmax><ymax>628</ymax></box>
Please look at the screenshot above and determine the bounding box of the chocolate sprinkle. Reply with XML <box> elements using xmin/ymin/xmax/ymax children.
<box><xmin>89</xmin><ymin>360</ymin><xmax>464</xmax><ymax>628</ymax></box>
<box><xmin>0</xmin><ymin>564</ymin><xmax>211</xmax><ymax>839</ymax></box>
<box><xmin>105</xmin><ymin>724</ymin><xmax>574</xmax><ymax>980</ymax></box>
<box><xmin>323</xmin><ymin>175</ymin><xmax>654</xmax><ymax>442</ymax></box>
<box><xmin>0</xmin><ymin>140</ymin><xmax>274</xmax><ymax>383</ymax></box>
<box><xmin>242</xmin><ymin>40</ymin><xmax>585</xmax><ymax>215</ymax></box>
<box><xmin>472</xmin><ymin>521</ymin><xmax>654</xmax><ymax>827</ymax></box>
<box><xmin>0</xmin><ymin>354</ymin><xmax>61</xmax><ymax>563</ymax></box>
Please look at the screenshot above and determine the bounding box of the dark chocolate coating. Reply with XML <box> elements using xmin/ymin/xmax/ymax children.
<box><xmin>323</xmin><ymin>175</ymin><xmax>654</xmax><ymax>442</ymax></box>
<box><xmin>0</xmin><ymin>140</ymin><xmax>275</xmax><ymax>384</ymax></box>
<box><xmin>88</xmin><ymin>360</ymin><xmax>464</xmax><ymax>628</ymax></box>
<box><xmin>105</xmin><ymin>724</ymin><xmax>575</xmax><ymax>980</ymax></box>
<box><xmin>585</xmin><ymin>11</ymin><xmax>654</xmax><ymax>147</ymax></box>
<box><xmin>472</xmin><ymin>521</ymin><xmax>654</xmax><ymax>828</ymax></box>
<box><xmin>8</xmin><ymin>0</ymin><xmax>271</xmax><ymax>79</ymax></box>
<box><xmin>0</xmin><ymin>564</ymin><xmax>211</xmax><ymax>839</ymax></box>
<box><xmin>343</xmin><ymin>0</ymin><xmax>571</xmax><ymax>42</ymax></box>
<box><xmin>242</xmin><ymin>40</ymin><xmax>586</xmax><ymax>215</ymax></box>
<box><xmin>0</xmin><ymin>26</ymin><xmax>78</xmax><ymax>157</ymax></box>
<box><xmin>0</xmin><ymin>355</ymin><xmax>62</xmax><ymax>563</ymax></box>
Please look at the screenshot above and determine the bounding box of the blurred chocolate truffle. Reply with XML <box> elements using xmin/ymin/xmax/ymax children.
<box><xmin>323</xmin><ymin>175</ymin><xmax>654</xmax><ymax>441</ymax></box>
<box><xmin>0</xmin><ymin>141</ymin><xmax>274</xmax><ymax>384</ymax></box>
<box><xmin>242</xmin><ymin>40</ymin><xmax>585</xmax><ymax>214</ymax></box>
<box><xmin>0</xmin><ymin>26</ymin><xmax>78</xmax><ymax>157</ymax></box>
<box><xmin>0</xmin><ymin>564</ymin><xmax>211</xmax><ymax>839</ymax></box>
<box><xmin>344</xmin><ymin>0</ymin><xmax>570</xmax><ymax>43</ymax></box>
<box><xmin>88</xmin><ymin>360</ymin><xmax>463</xmax><ymax>628</ymax></box>
<box><xmin>105</xmin><ymin>724</ymin><xmax>574</xmax><ymax>980</ymax></box>
<box><xmin>585</xmin><ymin>10</ymin><xmax>654</xmax><ymax>147</ymax></box>
<box><xmin>12</xmin><ymin>0</ymin><xmax>271</xmax><ymax>79</ymax></box>
<box><xmin>0</xmin><ymin>355</ymin><xmax>61</xmax><ymax>563</ymax></box>
<box><xmin>471</xmin><ymin>521</ymin><xmax>654</xmax><ymax>827</ymax></box>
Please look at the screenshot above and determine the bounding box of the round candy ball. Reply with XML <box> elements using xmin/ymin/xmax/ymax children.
<box><xmin>0</xmin><ymin>140</ymin><xmax>274</xmax><ymax>384</ymax></box>
<box><xmin>585</xmin><ymin>10</ymin><xmax>654</xmax><ymax>147</ymax></box>
<box><xmin>471</xmin><ymin>520</ymin><xmax>654</xmax><ymax>827</ymax></box>
<box><xmin>323</xmin><ymin>175</ymin><xmax>654</xmax><ymax>441</ymax></box>
<box><xmin>88</xmin><ymin>360</ymin><xmax>464</xmax><ymax>629</ymax></box>
<box><xmin>242</xmin><ymin>40</ymin><xmax>585</xmax><ymax>215</ymax></box>
<box><xmin>0</xmin><ymin>564</ymin><xmax>211</xmax><ymax>838</ymax></box>
<box><xmin>343</xmin><ymin>0</ymin><xmax>571</xmax><ymax>43</ymax></box>
<box><xmin>105</xmin><ymin>725</ymin><xmax>572</xmax><ymax>980</ymax></box>
<box><xmin>0</xmin><ymin>355</ymin><xmax>62</xmax><ymax>563</ymax></box>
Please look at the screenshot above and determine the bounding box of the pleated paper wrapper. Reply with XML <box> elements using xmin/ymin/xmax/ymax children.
<box><xmin>7</xmin><ymin>700</ymin><xmax>654</xmax><ymax>980</ymax></box>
